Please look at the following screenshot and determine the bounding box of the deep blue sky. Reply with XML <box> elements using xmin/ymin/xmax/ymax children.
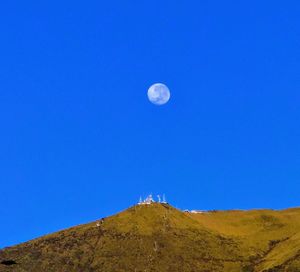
<box><xmin>1</xmin><ymin>1</ymin><xmax>300</xmax><ymax>247</ymax></box>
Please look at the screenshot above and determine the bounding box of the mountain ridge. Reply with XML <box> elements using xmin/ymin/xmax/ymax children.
<box><xmin>1</xmin><ymin>203</ymin><xmax>300</xmax><ymax>272</ymax></box>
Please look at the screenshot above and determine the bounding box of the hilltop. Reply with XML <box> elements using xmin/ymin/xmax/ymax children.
<box><xmin>1</xmin><ymin>203</ymin><xmax>300</xmax><ymax>272</ymax></box>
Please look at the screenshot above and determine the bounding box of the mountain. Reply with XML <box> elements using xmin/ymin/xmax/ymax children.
<box><xmin>1</xmin><ymin>203</ymin><xmax>300</xmax><ymax>272</ymax></box>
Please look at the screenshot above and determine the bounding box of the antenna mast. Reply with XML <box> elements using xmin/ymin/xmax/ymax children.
<box><xmin>157</xmin><ymin>195</ymin><xmax>161</xmax><ymax>203</ymax></box>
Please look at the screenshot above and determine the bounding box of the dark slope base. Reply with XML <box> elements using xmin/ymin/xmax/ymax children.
<box><xmin>1</xmin><ymin>203</ymin><xmax>300</xmax><ymax>272</ymax></box>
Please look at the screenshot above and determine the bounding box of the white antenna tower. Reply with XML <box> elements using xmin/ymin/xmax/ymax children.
<box><xmin>149</xmin><ymin>194</ymin><xmax>153</xmax><ymax>202</ymax></box>
<box><xmin>157</xmin><ymin>195</ymin><xmax>161</xmax><ymax>203</ymax></box>
<box><xmin>162</xmin><ymin>194</ymin><xmax>166</xmax><ymax>203</ymax></box>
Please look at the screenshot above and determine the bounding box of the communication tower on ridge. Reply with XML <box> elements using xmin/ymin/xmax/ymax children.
<box><xmin>157</xmin><ymin>195</ymin><xmax>161</xmax><ymax>203</ymax></box>
<box><xmin>138</xmin><ymin>194</ymin><xmax>167</xmax><ymax>205</ymax></box>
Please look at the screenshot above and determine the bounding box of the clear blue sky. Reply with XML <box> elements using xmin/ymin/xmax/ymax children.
<box><xmin>1</xmin><ymin>1</ymin><xmax>300</xmax><ymax>247</ymax></box>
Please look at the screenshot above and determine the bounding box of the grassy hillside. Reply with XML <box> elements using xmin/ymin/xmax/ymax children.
<box><xmin>1</xmin><ymin>203</ymin><xmax>300</xmax><ymax>272</ymax></box>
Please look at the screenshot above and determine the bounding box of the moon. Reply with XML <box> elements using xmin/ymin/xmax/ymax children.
<box><xmin>147</xmin><ymin>83</ymin><xmax>171</xmax><ymax>105</ymax></box>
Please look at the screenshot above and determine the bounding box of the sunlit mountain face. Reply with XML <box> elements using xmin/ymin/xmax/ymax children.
<box><xmin>1</xmin><ymin>203</ymin><xmax>300</xmax><ymax>272</ymax></box>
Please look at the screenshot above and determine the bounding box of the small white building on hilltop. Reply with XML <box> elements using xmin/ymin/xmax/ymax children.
<box><xmin>184</xmin><ymin>209</ymin><xmax>205</xmax><ymax>214</ymax></box>
<box><xmin>190</xmin><ymin>210</ymin><xmax>205</xmax><ymax>214</ymax></box>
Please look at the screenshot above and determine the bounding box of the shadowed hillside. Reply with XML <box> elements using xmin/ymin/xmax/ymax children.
<box><xmin>1</xmin><ymin>203</ymin><xmax>300</xmax><ymax>272</ymax></box>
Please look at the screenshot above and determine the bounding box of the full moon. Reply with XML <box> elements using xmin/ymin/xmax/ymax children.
<box><xmin>147</xmin><ymin>83</ymin><xmax>171</xmax><ymax>105</ymax></box>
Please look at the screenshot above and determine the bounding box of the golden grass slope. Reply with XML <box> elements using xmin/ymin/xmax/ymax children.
<box><xmin>1</xmin><ymin>203</ymin><xmax>300</xmax><ymax>271</ymax></box>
